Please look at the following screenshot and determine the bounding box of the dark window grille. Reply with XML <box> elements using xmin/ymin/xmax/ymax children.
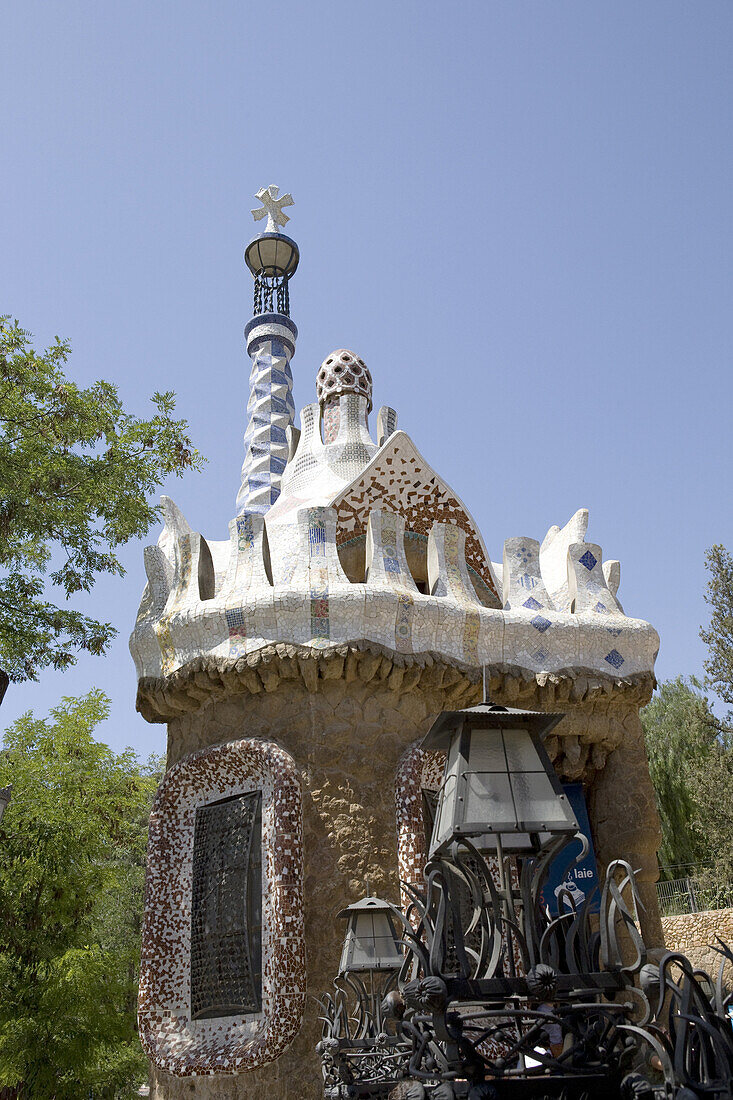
<box><xmin>190</xmin><ymin>791</ymin><xmax>262</xmax><ymax>1019</ymax></box>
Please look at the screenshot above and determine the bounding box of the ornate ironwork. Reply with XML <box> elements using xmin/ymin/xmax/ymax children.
<box><xmin>318</xmin><ymin>833</ymin><xmax>733</xmax><ymax>1098</ymax></box>
<box><xmin>318</xmin><ymin>969</ymin><xmax>413</xmax><ymax>1095</ymax></box>
<box><xmin>253</xmin><ymin>270</ymin><xmax>290</xmax><ymax>317</ymax></box>
<box><xmin>624</xmin><ymin>940</ymin><xmax>733</xmax><ymax>1099</ymax></box>
<box><xmin>190</xmin><ymin>791</ymin><xmax>262</xmax><ymax>1019</ymax></box>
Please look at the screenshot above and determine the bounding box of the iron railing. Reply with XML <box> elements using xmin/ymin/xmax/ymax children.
<box><xmin>657</xmin><ymin>874</ymin><xmax>733</xmax><ymax>916</ymax></box>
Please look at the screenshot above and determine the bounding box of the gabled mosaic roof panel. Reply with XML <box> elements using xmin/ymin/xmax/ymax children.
<box><xmin>331</xmin><ymin>432</ymin><xmax>499</xmax><ymax>600</ymax></box>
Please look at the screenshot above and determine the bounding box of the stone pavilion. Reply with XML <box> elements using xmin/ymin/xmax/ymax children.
<box><xmin>130</xmin><ymin>188</ymin><xmax>662</xmax><ymax>1098</ymax></box>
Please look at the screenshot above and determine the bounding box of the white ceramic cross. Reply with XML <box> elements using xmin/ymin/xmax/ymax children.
<box><xmin>251</xmin><ymin>185</ymin><xmax>294</xmax><ymax>233</ymax></box>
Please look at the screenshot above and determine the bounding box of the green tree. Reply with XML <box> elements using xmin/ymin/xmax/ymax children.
<box><xmin>700</xmin><ymin>544</ymin><xmax>733</xmax><ymax>722</ymax></box>
<box><xmin>685</xmin><ymin>735</ymin><xmax>733</xmax><ymax>886</ymax></box>
<box><xmin>690</xmin><ymin>543</ymin><xmax>733</xmax><ymax>885</ymax></box>
<box><xmin>0</xmin><ymin>691</ymin><xmax>161</xmax><ymax>1098</ymax></box>
<box><xmin>0</xmin><ymin>318</ymin><xmax>203</xmax><ymax>690</ymax></box>
<box><xmin>640</xmin><ymin>676</ymin><xmax>720</xmax><ymax>875</ymax></box>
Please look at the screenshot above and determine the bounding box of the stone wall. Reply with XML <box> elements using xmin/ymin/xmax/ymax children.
<box><xmin>148</xmin><ymin>650</ymin><xmax>663</xmax><ymax>1099</ymax></box>
<box><xmin>151</xmin><ymin>656</ymin><xmax>465</xmax><ymax>1100</ymax></box>
<box><xmin>662</xmin><ymin>907</ymin><xmax>733</xmax><ymax>978</ymax></box>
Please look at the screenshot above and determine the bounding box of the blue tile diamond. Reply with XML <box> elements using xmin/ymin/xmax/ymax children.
<box><xmin>523</xmin><ymin>596</ymin><xmax>543</xmax><ymax>611</ymax></box>
<box><xmin>531</xmin><ymin>615</ymin><xmax>552</xmax><ymax>633</ymax></box>
<box><xmin>579</xmin><ymin>549</ymin><xmax>598</xmax><ymax>571</ymax></box>
<box><xmin>605</xmin><ymin>649</ymin><xmax>625</xmax><ymax>669</ymax></box>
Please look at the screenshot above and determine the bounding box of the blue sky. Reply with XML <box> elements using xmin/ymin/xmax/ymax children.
<box><xmin>3</xmin><ymin>1</ymin><xmax>732</xmax><ymax>758</ymax></box>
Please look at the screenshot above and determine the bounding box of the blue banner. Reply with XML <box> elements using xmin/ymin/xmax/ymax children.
<box><xmin>540</xmin><ymin>782</ymin><xmax>600</xmax><ymax>915</ymax></box>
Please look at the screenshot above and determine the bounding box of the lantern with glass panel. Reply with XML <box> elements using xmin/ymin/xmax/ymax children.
<box><xmin>422</xmin><ymin>703</ymin><xmax>578</xmax><ymax>860</ymax></box>
<box><xmin>317</xmin><ymin>896</ymin><xmax>408</xmax><ymax>1083</ymax></box>
<box><xmin>337</xmin><ymin>896</ymin><xmax>404</xmax><ymax>976</ymax></box>
<box><xmin>419</xmin><ymin>703</ymin><xmax>581</xmax><ymax>983</ymax></box>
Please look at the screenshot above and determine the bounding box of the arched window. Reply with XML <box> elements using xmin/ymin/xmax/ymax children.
<box><xmin>139</xmin><ymin>738</ymin><xmax>305</xmax><ymax>1076</ymax></box>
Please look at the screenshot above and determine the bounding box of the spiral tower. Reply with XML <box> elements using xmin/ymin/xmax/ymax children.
<box><xmin>236</xmin><ymin>185</ymin><xmax>299</xmax><ymax>515</ymax></box>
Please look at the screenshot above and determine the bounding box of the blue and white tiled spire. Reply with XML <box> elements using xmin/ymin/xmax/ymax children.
<box><xmin>236</xmin><ymin>315</ymin><xmax>297</xmax><ymax>514</ymax></box>
<box><xmin>236</xmin><ymin>186</ymin><xmax>299</xmax><ymax>515</ymax></box>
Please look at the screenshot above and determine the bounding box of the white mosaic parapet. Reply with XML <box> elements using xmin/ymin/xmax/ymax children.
<box><xmin>501</xmin><ymin>607</ymin><xmax>580</xmax><ymax>676</ymax></box>
<box><xmin>502</xmin><ymin>537</ymin><xmax>551</xmax><ymax>611</ymax></box>
<box><xmin>132</xmin><ymin>329</ymin><xmax>658</xmax><ymax>699</ymax></box>
<box><xmin>540</xmin><ymin>508</ymin><xmax>589</xmax><ymax>611</ymax></box>
<box><xmin>428</xmin><ymin>523</ymin><xmax>481</xmax><ymax>606</ymax></box>
<box><xmin>130</xmin><ymin>500</ymin><xmax>659</xmax><ymax>689</ymax></box>
<box><xmin>364</xmin><ymin>510</ymin><xmax>419</xmax><ymax>656</ymax></box>
<box><xmin>500</xmin><ymin>537</ymin><xmax>576</xmax><ymax>674</ymax></box>
<box><xmin>567</xmin><ymin>541</ymin><xmax>623</xmax><ymax>616</ymax></box>
<box><xmin>365</xmin><ymin>510</ymin><xmax>417</xmax><ymax>592</ymax></box>
<box><xmin>219</xmin><ymin>513</ymin><xmax>272</xmax><ymax>598</ymax></box>
<box><xmin>603</xmin><ymin>559</ymin><xmax>623</xmax><ymax>611</ymax></box>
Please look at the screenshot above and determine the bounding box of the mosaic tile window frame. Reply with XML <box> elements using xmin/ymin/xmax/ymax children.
<box><xmin>395</xmin><ymin>743</ymin><xmax>446</xmax><ymax>906</ymax></box>
<box><xmin>139</xmin><ymin>738</ymin><xmax>305</xmax><ymax>1076</ymax></box>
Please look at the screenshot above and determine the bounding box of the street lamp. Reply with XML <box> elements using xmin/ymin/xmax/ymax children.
<box><xmin>317</xmin><ymin>898</ymin><xmax>411</xmax><ymax>1093</ymax></box>
<box><xmin>337</xmin><ymin>896</ymin><xmax>404</xmax><ymax>975</ymax></box>
<box><xmin>0</xmin><ymin>785</ymin><xmax>11</xmax><ymax>824</ymax></box>
<box><xmin>318</xmin><ymin>701</ymin><xmax>733</xmax><ymax>1098</ymax></box>
<box><xmin>244</xmin><ymin>232</ymin><xmax>300</xmax><ymax>281</ymax></box>
<box><xmin>420</xmin><ymin>703</ymin><xmax>578</xmax><ymax>858</ymax></box>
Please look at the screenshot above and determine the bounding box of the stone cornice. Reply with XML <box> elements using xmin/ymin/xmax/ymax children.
<box><xmin>136</xmin><ymin>640</ymin><xmax>655</xmax><ymax>725</ymax></box>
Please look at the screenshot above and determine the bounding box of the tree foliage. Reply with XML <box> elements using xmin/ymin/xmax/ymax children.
<box><xmin>0</xmin><ymin>318</ymin><xmax>203</xmax><ymax>685</ymax></box>
<box><xmin>641</xmin><ymin>547</ymin><xmax>733</xmax><ymax>884</ymax></box>
<box><xmin>640</xmin><ymin>676</ymin><xmax>720</xmax><ymax>875</ymax></box>
<box><xmin>700</xmin><ymin>543</ymin><xmax>733</xmax><ymax>721</ymax></box>
<box><xmin>0</xmin><ymin>692</ymin><xmax>161</xmax><ymax>1098</ymax></box>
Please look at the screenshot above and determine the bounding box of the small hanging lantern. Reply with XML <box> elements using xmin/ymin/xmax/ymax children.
<box><xmin>421</xmin><ymin>704</ymin><xmax>578</xmax><ymax>858</ymax></box>
<box><xmin>336</xmin><ymin>896</ymin><xmax>404</xmax><ymax>975</ymax></box>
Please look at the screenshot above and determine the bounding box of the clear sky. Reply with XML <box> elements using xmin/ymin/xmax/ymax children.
<box><xmin>3</xmin><ymin>1</ymin><xmax>732</xmax><ymax>759</ymax></box>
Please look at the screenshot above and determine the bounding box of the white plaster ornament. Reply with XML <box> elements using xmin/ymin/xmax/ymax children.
<box><xmin>251</xmin><ymin>185</ymin><xmax>294</xmax><ymax>233</ymax></box>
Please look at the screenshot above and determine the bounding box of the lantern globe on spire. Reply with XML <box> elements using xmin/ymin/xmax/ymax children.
<box><xmin>244</xmin><ymin>232</ymin><xmax>300</xmax><ymax>281</ymax></box>
<box><xmin>245</xmin><ymin>186</ymin><xmax>299</xmax><ymax>317</ymax></box>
